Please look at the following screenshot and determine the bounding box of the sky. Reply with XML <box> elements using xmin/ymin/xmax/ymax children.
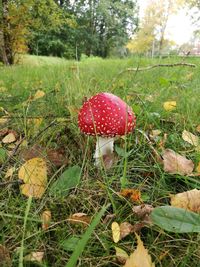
<box><xmin>138</xmin><ymin>0</ymin><xmax>199</xmax><ymax>45</ymax></box>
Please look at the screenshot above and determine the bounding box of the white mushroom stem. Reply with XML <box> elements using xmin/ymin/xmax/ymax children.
<box><xmin>94</xmin><ymin>136</ymin><xmax>114</xmax><ymax>166</ymax></box>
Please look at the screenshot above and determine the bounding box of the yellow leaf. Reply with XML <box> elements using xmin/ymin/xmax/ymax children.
<box><xmin>115</xmin><ymin>247</ymin><xmax>129</xmax><ymax>264</ymax></box>
<box><xmin>124</xmin><ymin>234</ymin><xmax>155</xmax><ymax>267</ymax></box>
<box><xmin>171</xmin><ymin>189</ymin><xmax>200</xmax><ymax>213</ymax></box>
<box><xmin>111</xmin><ymin>222</ymin><xmax>120</xmax><ymax>243</ymax></box>
<box><xmin>0</xmin><ymin>116</ymin><xmax>8</xmax><ymax>125</ymax></box>
<box><xmin>163</xmin><ymin>101</ymin><xmax>176</xmax><ymax>111</ymax></box>
<box><xmin>2</xmin><ymin>133</ymin><xmax>16</xmax><ymax>144</ymax></box>
<box><xmin>24</xmin><ymin>251</ymin><xmax>44</xmax><ymax>263</ymax></box>
<box><xmin>41</xmin><ymin>210</ymin><xmax>51</xmax><ymax>230</ymax></box>
<box><xmin>196</xmin><ymin>125</ymin><xmax>200</xmax><ymax>133</ymax></box>
<box><xmin>162</xmin><ymin>149</ymin><xmax>194</xmax><ymax>175</ymax></box>
<box><xmin>18</xmin><ymin>158</ymin><xmax>47</xmax><ymax>199</ymax></box>
<box><xmin>33</xmin><ymin>90</ymin><xmax>45</xmax><ymax>100</ymax></box>
<box><xmin>182</xmin><ymin>130</ymin><xmax>199</xmax><ymax>147</ymax></box>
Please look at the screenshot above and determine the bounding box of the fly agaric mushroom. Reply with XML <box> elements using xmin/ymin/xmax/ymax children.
<box><xmin>78</xmin><ymin>92</ymin><xmax>136</xmax><ymax>166</ymax></box>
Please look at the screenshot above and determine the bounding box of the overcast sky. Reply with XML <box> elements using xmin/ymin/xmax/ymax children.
<box><xmin>138</xmin><ymin>0</ymin><xmax>199</xmax><ymax>45</ymax></box>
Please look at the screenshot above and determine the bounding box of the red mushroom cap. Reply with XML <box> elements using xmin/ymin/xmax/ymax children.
<box><xmin>78</xmin><ymin>92</ymin><xmax>136</xmax><ymax>137</ymax></box>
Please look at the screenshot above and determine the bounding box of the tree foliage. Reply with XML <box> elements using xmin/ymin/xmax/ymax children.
<box><xmin>0</xmin><ymin>0</ymin><xmax>138</xmax><ymax>64</ymax></box>
<box><xmin>127</xmin><ymin>0</ymin><xmax>182</xmax><ymax>56</ymax></box>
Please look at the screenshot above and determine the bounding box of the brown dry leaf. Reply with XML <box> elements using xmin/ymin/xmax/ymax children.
<box><xmin>0</xmin><ymin>245</ymin><xmax>11</xmax><ymax>267</ymax></box>
<box><xmin>120</xmin><ymin>222</ymin><xmax>134</xmax><ymax>240</ymax></box>
<box><xmin>163</xmin><ymin>101</ymin><xmax>176</xmax><ymax>111</ymax></box>
<box><xmin>120</xmin><ymin>189</ymin><xmax>141</xmax><ymax>202</ymax></box>
<box><xmin>196</xmin><ymin>125</ymin><xmax>200</xmax><ymax>133</ymax></box>
<box><xmin>24</xmin><ymin>251</ymin><xmax>44</xmax><ymax>263</ymax></box>
<box><xmin>182</xmin><ymin>130</ymin><xmax>199</xmax><ymax>147</ymax></box>
<box><xmin>47</xmin><ymin>148</ymin><xmax>68</xmax><ymax>167</ymax></box>
<box><xmin>20</xmin><ymin>144</ymin><xmax>45</xmax><ymax>161</ymax></box>
<box><xmin>102</xmin><ymin>153</ymin><xmax>117</xmax><ymax>169</ymax></box>
<box><xmin>112</xmin><ymin>222</ymin><xmax>121</xmax><ymax>243</ymax></box>
<box><xmin>162</xmin><ymin>149</ymin><xmax>194</xmax><ymax>175</ymax></box>
<box><xmin>68</xmin><ymin>213</ymin><xmax>91</xmax><ymax>225</ymax></box>
<box><xmin>115</xmin><ymin>247</ymin><xmax>129</xmax><ymax>265</ymax></box>
<box><xmin>132</xmin><ymin>204</ymin><xmax>154</xmax><ymax>224</ymax></box>
<box><xmin>124</xmin><ymin>234</ymin><xmax>155</xmax><ymax>267</ymax></box>
<box><xmin>41</xmin><ymin>210</ymin><xmax>51</xmax><ymax>230</ymax></box>
<box><xmin>171</xmin><ymin>189</ymin><xmax>200</xmax><ymax>213</ymax></box>
<box><xmin>18</xmin><ymin>157</ymin><xmax>47</xmax><ymax>199</ymax></box>
<box><xmin>2</xmin><ymin>133</ymin><xmax>16</xmax><ymax>144</ymax></box>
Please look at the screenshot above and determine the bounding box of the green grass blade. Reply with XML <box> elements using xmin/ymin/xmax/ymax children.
<box><xmin>65</xmin><ymin>204</ymin><xmax>110</xmax><ymax>267</ymax></box>
<box><xmin>18</xmin><ymin>196</ymin><xmax>33</xmax><ymax>267</ymax></box>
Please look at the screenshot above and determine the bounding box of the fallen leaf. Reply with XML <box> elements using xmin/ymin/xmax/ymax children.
<box><xmin>124</xmin><ymin>233</ymin><xmax>155</xmax><ymax>267</ymax></box>
<box><xmin>20</xmin><ymin>144</ymin><xmax>45</xmax><ymax>161</ymax></box>
<box><xmin>163</xmin><ymin>101</ymin><xmax>176</xmax><ymax>111</ymax></box>
<box><xmin>0</xmin><ymin>245</ymin><xmax>11</xmax><ymax>267</ymax></box>
<box><xmin>2</xmin><ymin>133</ymin><xmax>16</xmax><ymax>144</ymax></box>
<box><xmin>115</xmin><ymin>247</ymin><xmax>129</xmax><ymax>264</ymax></box>
<box><xmin>50</xmin><ymin>165</ymin><xmax>81</xmax><ymax>197</ymax></box>
<box><xmin>162</xmin><ymin>149</ymin><xmax>194</xmax><ymax>175</ymax></box>
<box><xmin>182</xmin><ymin>130</ymin><xmax>199</xmax><ymax>146</ymax></box>
<box><xmin>47</xmin><ymin>148</ymin><xmax>68</xmax><ymax>167</ymax></box>
<box><xmin>120</xmin><ymin>189</ymin><xmax>141</xmax><ymax>202</ymax></box>
<box><xmin>102</xmin><ymin>153</ymin><xmax>117</xmax><ymax>169</ymax></box>
<box><xmin>112</xmin><ymin>222</ymin><xmax>120</xmax><ymax>243</ymax></box>
<box><xmin>68</xmin><ymin>213</ymin><xmax>91</xmax><ymax>225</ymax></box>
<box><xmin>196</xmin><ymin>125</ymin><xmax>200</xmax><ymax>133</ymax></box>
<box><xmin>0</xmin><ymin>128</ymin><xmax>9</xmax><ymax>137</ymax></box>
<box><xmin>41</xmin><ymin>210</ymin><xmax>51</xmax><ymax>230</ymax></box>
<box><xmin>5</xmin><ymin>167</ymin><xmax>15</xmax><ymax>179</ymax></box>
<box><xmin>171</xmin><ymin>189</ymin><xmax>200</xmax><ymax>213</ymax></box>
<box><xmin>132</xmin><ymin>204</ymin><xmax>154</xmax><ymax>224</ymax></box>
<box><xmin>119</xmin><ymin>222</ymin><xmax>134</xmax><ymax>240</ymax></box>
<box><xmin>0</xmin><ymin>116</ymin><xmax>8</xmax><ymax>125</ymax></box>
<box><xmin>32</xmin><ymin>90</ymin><xmax>45</xmax><ymax>100</ymax></box>
<box><xmin>18</xmin><ymin>157</ymin><xmax>47</xmax><ymax>199</ymax></box>
<box><xmin>24</xmin><ymin>251</ymin><xmax>44</xmax><ymax>263</ymax></box>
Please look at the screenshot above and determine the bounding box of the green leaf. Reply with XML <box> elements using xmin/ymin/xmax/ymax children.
<box><xmin>60</xmin><ymin>237</ymin><xmax>80</xmax><ymax>252</ymax></box>
<box><xmin>151</xmin><ymin>206</ymin><xmax>200</xmax><ymax>233</ymax></box>
<box><xmin>50</xmin><ymin>166</ymin><xmax>81</xmax><ymax>197</ymax></box>
<box><xmin>115</xmin><ymin>146</ymin><xmax>131</xmax><ymax>157</ymax></box>
<box><xmin>0</xmin><ymin>148</ymin><xmax>7</xmax><ymax>164</ymax></box>
<box><xmin>65</xmin><ymin>204</ymin><xmax>110</xmax><ymax>267</ymax></box>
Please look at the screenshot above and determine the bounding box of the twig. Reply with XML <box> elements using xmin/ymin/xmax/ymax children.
<box><xmin>119</xmin><ymin>62</ymin><xmax>196</xmax><ymax>75</ymax></box>
<box><xmin>0</xmin><ymin>180</ymin><xmax>23</xmax><ymax>187</ymax></box>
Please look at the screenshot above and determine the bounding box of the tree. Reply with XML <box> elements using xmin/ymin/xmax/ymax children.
<box><xmin>127</xmin><ymin>0</ymin><xmax>182</xmax><ymax>56</ymax></box>
<box><xmin>0</xmin><ymin>0</ymin><xmax>64</xmax><ymax>65</ymax></box>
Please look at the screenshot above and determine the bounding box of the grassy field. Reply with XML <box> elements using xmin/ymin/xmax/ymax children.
<box><xmin>0</xmin><ymin>55</ymin><xmax>200</xmax><ymax>266</ymax></box>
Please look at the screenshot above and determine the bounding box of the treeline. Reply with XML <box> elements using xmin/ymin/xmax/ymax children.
<box><xmin>0</xmin><ymin>0</ymin><xmax>138</xmax><ymax>65</ymax></box>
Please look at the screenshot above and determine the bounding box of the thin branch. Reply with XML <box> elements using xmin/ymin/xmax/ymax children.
<box><xmin>119</xmin><ymin>62</ymin><xmax>196</xmax><ymax>75</ymax></box>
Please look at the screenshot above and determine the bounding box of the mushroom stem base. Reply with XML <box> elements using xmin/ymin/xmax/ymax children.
<box><xmin>94</xmin><ymin>137</ymin><xmax>114</xmax><ymax>166</ymax></box>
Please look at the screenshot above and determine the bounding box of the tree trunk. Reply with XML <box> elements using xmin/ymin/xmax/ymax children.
<box><xmin>0</xmin><ymin>0</ymin><xmax>14</xmax><ymax>65</ymax></box>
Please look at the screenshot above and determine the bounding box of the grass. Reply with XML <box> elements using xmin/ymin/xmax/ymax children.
<box><xmin>0</xmin><ymin>54</ymin><xmax>200</xmax><ymax>266</ymax></box>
